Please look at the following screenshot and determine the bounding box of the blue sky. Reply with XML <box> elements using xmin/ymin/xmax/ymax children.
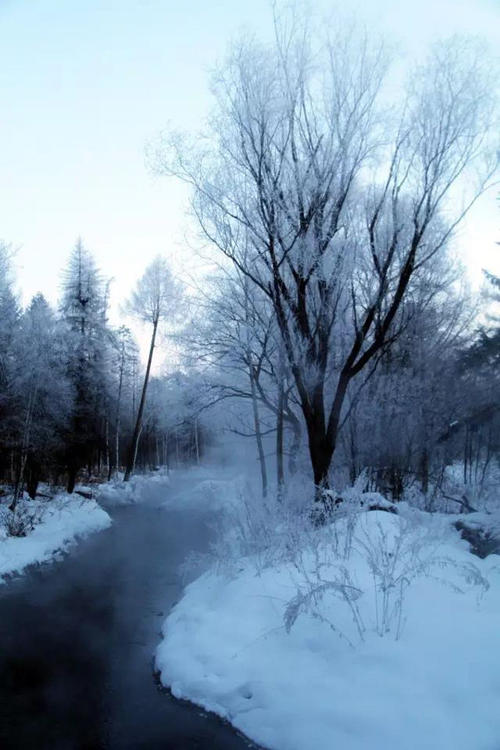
<box><xmin>1</xmin><ymin>0</ymin><xmax>499</xmax><ymax>324</ymax></box>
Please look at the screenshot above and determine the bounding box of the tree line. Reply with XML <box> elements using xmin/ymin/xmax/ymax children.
<box><xmin>0</xmin><ymin>240</ymin><xmax>200</xmax><ymax>507</ymax></box>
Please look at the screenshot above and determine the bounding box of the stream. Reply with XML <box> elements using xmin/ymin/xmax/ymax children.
<box><xmin>0</xmin><ymin>477</ymin><xmax>257</xmax><ymax>749</ymax></box>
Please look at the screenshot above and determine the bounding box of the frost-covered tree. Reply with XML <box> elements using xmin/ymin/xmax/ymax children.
<box><xmin>0</xmin><ymin>243</ymin><xmax>19</xmax><ymax>389</ymax></box>
<box><xmin>468</xmin><ymin>270</ymin><xmax>500</xmax><ymax>368</ymax></box>
<box><xmin>123</xmin><ymin>256</ymin><xmax>183</xmax><ymax>481</ymax></box>
<box><xmin>10</xmin><ymin>294</ymin><xmax>72</xmax><ymax>504</ymax></box>
<box><xmin>60</xmin><ymin>239</ymin><xmax>112</xmax><ymax>491</ymax></box>
<box><xmin>183</xmin><ymin>264</ymin><xmax>302</xmax><ymax>495</ymax></box>
<box><xmin>0</xmin><ymin>243</ymin><xmax>21</xmax><ymax>482</ymax></box>
<box><xmin>454</xmin><ymin>266</ymin><xmax>500</xmax><ymax>495</ymax></box>
<box><xmin>340</xmin><ymin>288</ymin><xmax>473</xmax><ymax>496</ymax></box>
<box><xmin>108</xmin><ymin>325</ymin><xmax>140</xmax><ymax>478</ymax></box>
<box><xmin>154</xmin><ymin>19</ymin><xmax>498</xmax><ymax>503</ymax></box>
<box><xmin>139</xmin><ymin>371</ymin><xmax>210</xmax><ymax>471</ymax></box>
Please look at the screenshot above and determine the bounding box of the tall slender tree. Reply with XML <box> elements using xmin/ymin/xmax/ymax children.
<box><xmin>0</xmin><ymin>243</ymin><xmax>21</xmax><ymax>484</ymax></box>
<box><xmin>123</xmin><ymin>256</ymin><xmax>182</xmax><ymax>481</ymax></box>
<box><xmin>60</xmin><ymin>239</ymin><xmax>111</xmax><ymax>491</ymax></box>
<box><xmin>10</xmin><ymin>294</ymin><xmax>72</xmax><ymax>505</ymax></box>
<box><xmin>108</xmin><ymin>326</ymin><xmax>139</xmax><ymax>478</ymax></box>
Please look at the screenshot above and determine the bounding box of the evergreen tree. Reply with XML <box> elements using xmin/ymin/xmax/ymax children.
<box><xmin>0</xmin><ymin>243</ymin><xmax>21</xmax><ymax>483</ymax></box>
<box><xmin>59</xmin><ymin>239</ymin><xmax>112</xmax><ymax>491</ymax></box>
<box><xmin>469</xmin><ymin>270</ymin><xmax>500</xmax><ymax>368</ymax></box>
<box><xmin>10</xmin><ymin>294</ymin><xmax>72</xmax><ymax>503</ymax></box>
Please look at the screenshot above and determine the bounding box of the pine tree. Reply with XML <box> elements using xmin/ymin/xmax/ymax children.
<box><xmin>10</xmin><ymin>294</ymin><xmax>72</xmax><ymax>504</ymax></box>
<box><xmin>464</xmin><ymin>271</ymin><xmax>500</xmax><ymax>369</ymax></box>
<box><xmin>0</xmin><ymin>243</ymin><xmax>21</xmax><ymax>484</ymax></box>
<box><xmin>59</xmin><ymin>239</ymin><xmax>112</xmax><ymax>491</ymax></box>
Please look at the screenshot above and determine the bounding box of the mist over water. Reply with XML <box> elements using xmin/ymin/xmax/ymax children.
<box><xmin>0</xmin><ymin>482</ymin><xmax>257</xmax><ymax>749</ymax></box>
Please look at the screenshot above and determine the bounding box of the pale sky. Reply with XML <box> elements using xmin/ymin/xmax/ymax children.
<box><xmin>1</xmin><ymin>0</ymin><xmax>499</xmax><ymax>332</ymax></box>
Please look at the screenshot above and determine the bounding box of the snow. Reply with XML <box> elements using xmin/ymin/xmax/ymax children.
<box><xmin>456</xmin><ymin>510</ymin><xmax>500</xmax><ymax>536</ymax></box>
<box><xmin>95</xmin><ymin>465</ymin><xmax>246</xmax><ymax>513</ymax></box>
<box><xmin>160</xmin><ymin>467</ymin><xmax>246</xmax><ymax>512</ymax></box>
<box><xmin>156</xmin><ymin>507</ymin><xmax>500</xmax><ymax>750</ymax></box>
<box><xmin>0</xmin><ymin>494</ymin><xmax>111</xmax><ymax>582</ymax></box>
<box><xmin>95</xmin><ymin>470</ymin><xmax>172</xmax><ymax>506</ymax></box>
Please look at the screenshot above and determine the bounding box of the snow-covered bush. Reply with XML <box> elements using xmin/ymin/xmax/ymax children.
<box><xmin>287</xmin><ymin>508</ymin><xmax>490</xmax><ymax>643</ymax></box>
<box><xmin>203</xmin><ymin>472</ymin><xmax>491</xmax><ymax>644</ymax></box>
<box><xmin>0</xmin><ymin>497</ymin><xmax>45</xmax><ymax>537</ymax></box>
<box><xmin>180</xmin><ymin>468</ymin><xmax>493</xmax><ymax>647</ymax></box>
<box><xmin>206</xmin><ymin>472</ymin><xmax>314</xmax><ymax>576</ymax></box>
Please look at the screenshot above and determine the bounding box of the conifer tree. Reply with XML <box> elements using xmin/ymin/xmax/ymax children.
<box><xmin>60</xmin><ymin>239</ymin><xmax>112</xmax><ymax>491</ymax></box>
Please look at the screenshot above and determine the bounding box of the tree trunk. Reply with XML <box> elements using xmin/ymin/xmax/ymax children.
<box><xmin>104</xmin><ymin>417</ymin><xmax>110</xmax><ymax>478</ymax></box>
<box><xmin>194</xmin><ymin>418</ymin><xmax>200</xmax><ymax>464</ymax></box>
<box><xmin>420</xmin><ymin>448</ymin><xmax>429</xmax><ymax>494</ymax></box>
<box><xmin>276</xmin><ymin>344</ymin><xmax>285</xmax><ymax>496</ymax></box>
<box><xmin>276</xmin><ymin>401</ymin><xmax>284</xmax><ymax>494</ymax></box>
<box><xmin>164</xmin><ymin>432</ymin><xmax>170</xmax><ymax>474</ymax></box>
<box><xmin>13</xmin><ymin>386</ymin><xmax>37</xmax><ymax>507</ymax></box>
<box><xmin>26</xmin><ymin>457</ymin><xmax>40</xmax><ymax>500</ymax></box>
<box><xmin>155</xmin><ymin>433</ymin><xmax>160</xmax><ymax>467</ymax></box>
<box><xmin>111</xmin><ymin>352</ymin><xmax>124</xmax><ymax>479</ymax></box>
<box><xmin>308</xmin><ymin>432</ymin><xmax>334</xmax><ymax>490</ymax></box>
<box><xmin>307</xmin><ymin>370</ymin><xmax>351</xmax><ymax>500</ymax></box>
<box><xmin>302</xmin><ymin>401</ymin><xmax>334</xmax><ymax>492</ymax></box>
<box><xmin>67</xmin><ymin>465</ymin><xmax>77</xmax><ymax>494</ymax></box>
<box><xmin>287</xmin><ymin>414</ymin><xmax>301</xmax><ymax>475</ymax></box>
<box><xmin>124</xmin><ymin>317</ymin><xmax>158</xmax><ymax>482</ymax></box>
<box><xmin>249</xmin><ymin>362</ymin><xmax>268</xmax><ymax>498</ymax></box>
<box><xmin>132</xmin><ymin>420</ymin><xmax>143</xmax><ymax>475</ymax></box>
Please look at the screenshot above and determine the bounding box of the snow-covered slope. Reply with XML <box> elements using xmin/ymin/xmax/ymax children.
<box><xmin>156</xmin><ymin>508</ymin><xmax>500</xmax><ymax>750</ymax></box>
<box><xmin>0</xmin><ymin>495</ymin><xmax>111</xmax><ymax>582</ymax></box>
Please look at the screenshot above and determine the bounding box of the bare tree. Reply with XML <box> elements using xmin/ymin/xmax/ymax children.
<box><xmin>109</xmin><ymin>325</ymin><xmax>138</xmax><ymax>478</ymax></box>
<box><xmin>124</xmin><ymin>256</ymin><xmax>182</xmax><ymax>482</ymax></box>
<box><xmin>153</xmin><ymin>18</ymin><xmax>497</xmax><ymax>502</ymax></box>
<box><xmin>181</xmin><ymin>258</ymin><xmax>303</xmax><ymax>495</ymax></box>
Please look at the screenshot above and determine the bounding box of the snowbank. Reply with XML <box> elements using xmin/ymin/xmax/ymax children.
<box><xmin>0</xmin><ymin>495</ymin><xmax>111</xmax><ymax>582</ymax></box>
<box><xmin>96</xmin><ymin>470</ymin><xmax>172</xmax><ymax>506</ymax></box>
<box><xmin>156</xmin><ymin>509</ymin><xmax>500</xmax><ymax>750</ymax></box>
<box><xmin>94</xmin><ymin>465</ymin><xmax>242</xmax><ymax>511</ymax></box>
<box><xmin>161</xmin><ymin>469</ymin><xmax>246</xmax><ymax>513</ymax></box>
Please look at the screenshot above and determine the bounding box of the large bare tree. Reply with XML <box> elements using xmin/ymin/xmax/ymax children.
<box><xmin>153</xmin><ymin>18</ymin><xmax>497</xmax><ymax>500</ymax></box>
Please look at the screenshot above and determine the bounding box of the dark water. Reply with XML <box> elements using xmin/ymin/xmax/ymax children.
<box><xmin>0</xmin><ymin>481</ymin><xmax>258</xmax><ymax>750</ymax></box>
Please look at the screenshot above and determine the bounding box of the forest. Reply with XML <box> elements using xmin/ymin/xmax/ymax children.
<box><xmin>1</xmin><ymin>229</ymin><xmax>498</xmax><ymax>516</ymax></box>
<box><xmin>0</xmin><ymin>241</ymin><xmax>203</xmax><ymax>505</ymax></box>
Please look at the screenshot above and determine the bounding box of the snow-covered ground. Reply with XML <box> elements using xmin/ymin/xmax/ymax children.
<box><xmin>0</xmin><ymin>469</ymin><xmax>175</xmax><ymax>583</ymax></box>
<box><xmin>156</xmin><ymin>488</ymin><xmax>500</xmax><ymax>750</ymax></box>
<box><xmin>0</xmin><ymin>494</ymin><xmax>111</xmax><ymax>583</ymax></box>
<box><xmin>159</xmin><ymin>467</ymin><xmax>246</xmax><ymax>512</ymax></box>
<box><xmin>95</xmin><ymin>470</ymin><xmax>172</xmax><ymax>506</ymax></box>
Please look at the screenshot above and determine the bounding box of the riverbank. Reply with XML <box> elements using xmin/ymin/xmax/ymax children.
<box><xmin>0</xmin><ymin>493</ymin><xmax>111</xmax><ymax>583</ymax></box>
<box><xmin>156</xmin><ymin>497</ymin><xmax>500</xmax><ymax>750</ymax></box>
<box><xmin>0</xmin><ymin>469</ymin><xmax>175</xmax><ymax>583</ymax></box>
